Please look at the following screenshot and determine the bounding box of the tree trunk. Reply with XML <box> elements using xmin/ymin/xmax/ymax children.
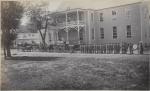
<box><xmin>3</xmin><ymin>47</ymin><xmax>7</xmax><ymax>59</ymax></box>
<box><xmin>6</xmin><ymin>45</ymin><xmax>11</xmax><ymax>57</ymax></box>
<box><xmin>38</xmin><ymin>29</ymin><xmax>46</xmax><ymax>49</ymax></box>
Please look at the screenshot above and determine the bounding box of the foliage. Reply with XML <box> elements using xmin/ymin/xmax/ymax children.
<box><xmin>1</xmin><ymin>1</ymin><xmax>24</xmax><ymax>30</ymax></box>
<box><xmin>1</xmin><ymin>1</ymin><xmax>24</xmax><ymax>57</ymax></box>
<box><xmin>23</xmin><ymin>1</ymin><xmax>51</xmax><ymax>48</ymax></box>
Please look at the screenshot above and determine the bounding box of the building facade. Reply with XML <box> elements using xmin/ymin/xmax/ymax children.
<box><xmin>15</xmin><ymin>33</ymin><xmax>41</xmax><ymax>45</ymax></box>
<box><xmin>47</xmin><ymin>2</ymin><xmax>150</xmax><ymax>46</ymax></box>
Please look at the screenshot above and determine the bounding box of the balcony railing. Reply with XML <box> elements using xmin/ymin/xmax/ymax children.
<box><xmin>67</xmin><ymin>21</ymin><xmax>77</xmax><ymax>25</ymax></box>
<box><xmin>57</xmin><ymin>22</ymin><xmax>66</xmax><ymax>27</ymax></box>
<box><xmin>57</xmin><ymin>20</ymin><xmax>85</xmax><ymax>27</ymax></box>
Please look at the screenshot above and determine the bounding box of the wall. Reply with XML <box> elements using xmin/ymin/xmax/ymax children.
<box><xmin>92</xmin><ymin>3</ymin><xmax>142</xmax><ymax>44</ymax></box>
<box><xmin>48</xmin><ymin>2</ymin><xmax>150</xmax><ymax>46</ymax></box>
<box><xmin>16</xmin><ymin>33</ymin><xmax>41</xmax><ymax>44</ymax></box>
<box><xmin>140</xmin><ymin>2</ymin><xmax>150</xmax><ymax>45</ymax></box>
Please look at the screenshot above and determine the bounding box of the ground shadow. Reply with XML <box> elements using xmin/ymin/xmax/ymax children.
<box><xmin>6</xmin><ymin>56</ymin><xmax>65</xmax><ymax>61</ymax></box>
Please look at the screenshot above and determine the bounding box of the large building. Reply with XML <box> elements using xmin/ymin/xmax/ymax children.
<box><xmin>46</xmin><ymin>2</ymin><xmax>150</xmax><ymax>46</ymax></box>
<box><xmin>15</xmin><ymin>25</ymin><xmax>41</xmax><ymax>46</ymax></box>
<box><xmin>15</xmin><ymin>32</ymin><xmax>41</xmax><ymax>45</ymax></box>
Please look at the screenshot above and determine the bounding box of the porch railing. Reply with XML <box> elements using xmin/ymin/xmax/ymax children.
<box><xmin>57</xmin><ymin>20</ymin><xmax>85</xmax><ymax>27</ymax></box>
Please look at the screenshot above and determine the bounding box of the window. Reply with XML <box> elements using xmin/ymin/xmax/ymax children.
<box><xmin>127</xmin><ymin>25</ymin><xmax>132</xmax><ymax>38</ymax></box>
<box><xmin>91</xmin><ymin>13</ymin><xmax>94</xmax><ymax>21</ymax></box>
<box><xmin>144</xmin><ymin>7</ymin><xmax>148</xmax><ymax>18</ymax></box>
<box><xmin>79</xmin><ymin>12</ymin><xmax>84</xmax><ymax>21</ymax></box>
<box><xmin>100</xmin><ymin>28</ymin><xmax>104</xmax><ymax>39</ymax></box>
<box><xmin>100</xmin><ymin>13</ymin><xmax>103</xmax><ymax>21</ymax></box>
<box><xmin>49</xmin><ymin>33</ymin><xmax>51</xmax><ymax>41</ymax></box>
<box><xmin>113</xmin><ymin>26</ymin><xmax>117</xmax><ymax>39</ymax></box>
<box><xmin>126</xmin><ymin>9</ymin><xmax>131</xmax><ymax>18</ymax></box>
<box><xmin>79</xmin><ymin>30</ymin><xmax>83</xmax><ymax>40</ymax></box>
<box><xmin>112</xmin><ymin>11</ymin><xmax>116</xmax><ymax>15</ymax></box>
<box><xmin>92</xmin><ymin>28</ymin><xmax>95</xmax><ymax>40</ymax></box>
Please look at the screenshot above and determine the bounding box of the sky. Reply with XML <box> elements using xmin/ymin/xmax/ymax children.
<box><xmin>21</xmin><ymin>0</ymin><xmax>150</xmax><ymax>25</ymax></box>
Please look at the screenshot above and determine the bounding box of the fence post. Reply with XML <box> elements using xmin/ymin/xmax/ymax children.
<box><xmin>94</xmin><ymin>45</ymin><xmax>96</xmax><ymax>54</ymax></box>
<box><xmin>102</xmin><ymin>44</ymin><xmax>103</xmax><ymax>54</ymax></box>
<box><xmin>96</xmin><ymin>45</ymin><xmax>98</xmax><ymax>54</ymax></box>
<box><xmin>85</xmin><ymin>45</ymin><xmax>86</xmax><ymax>53</ymax></box>
<box><xmin>111</xmin><ymin>43</ymin><xmax>113</xmax><ymax>54</ymax></box>
<box><xmin>98</xmin><ymin>45</ymin><xmax>100</xmax><ymax>54</ymax></box>
<box><xmin>100</xmin><ymin>45</ymin><xmax>102</xmax><ymax>54</ymax></box>
<box><xmin>80</xmin><ymin>44</ymin><xmax>82</xmax><ymax>53</ymax></box>
<box><xmin>91</xmin><ymin>45</ymin><xmax>93</xmax><ymax>54</ymax></box>
<box><xmin>87</xmin><ymin>45</ymin><xmax>89</xmax><ymax>53</ymax></box>
<box><xmin>105</xmin><ymin>44</ymin><xmax>108</xmax><ymax>54</ymax></box>
<box><xmin>82</xmin><ymin>45</ymin><xmax>84</xmax><ymax>53</ymax></box>
<box><xmin>94</xmin><ymin>45</ymin><xmax>95</xmax><ymax>54</ymax></box>
<box><xmin>109</xmin><ymin>43</ymin><xmax>110</xmax><ymax>54</ymax></box>
<box><xmin>84</xmin><ymin>45</ymin><xmax>85</xmax><ymax>53</ymax></box>
<box><xmin>96</xmin><ymin>45</ymin><xmax>97</xmax><ymax>54</ymax></box>
<box><xmin>81</xmin><ymin>44</ymin><xmax>83</xmax><ymax>53</ymax></box>
<box><xmin>130</xmin><ymin>43</ymin><xmax>133</xmax><ymax>54</ymax></box>
<box><xmin>101</xmin><ymin>44</ymin><xmax>103</xmax><ymax>54</ymax></box>
<box><xmin>120</xmin><ymin>43</ymin><xmax>122</xmax><ymax>54</ymax></box>
<box><xmin>113</xmin><ymin>43</ymin><xmax>115</xmax><ymax>54</ymax></box>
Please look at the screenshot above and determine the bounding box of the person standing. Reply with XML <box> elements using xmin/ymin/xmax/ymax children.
<box><xmin>139</xmin><ymin>41</ymin><xmax>144</xmax><ymax>54</ymax></box>
<box><xmin>129</xmin><ymin>43</ymin><xmax>133</xmax><ymax>54</ymax></box>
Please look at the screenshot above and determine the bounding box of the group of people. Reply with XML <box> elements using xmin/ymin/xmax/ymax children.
<box><xmin>80</xmin><ymin>42</ymin><xmax>144</xmax><ymax>54</ymax></box>
<box><xmin>17</xmin><ymin>41</ymin><xmax>144</xmax><ymax>54</ymax></box>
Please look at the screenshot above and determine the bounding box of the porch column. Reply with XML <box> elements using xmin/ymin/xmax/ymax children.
<box><xmin>66</xmin><ymin>28</ymin><xmax>69</xmax><ymax>43</ymax></box>
<box><xmin>66</xmin><ymin>12</ymin><xmax>69</xmax><ymax>44</ymax></box>
<box><xmin>84</xmin><ymin>11</ymin><xmax>86</xmax><ymax>43</ymax></box>
<box><xmin>77</xmin><ymin>9</ymin><xmax>80</xmax><ymax>44</ymax></box>
<box><xmin>56</xmin><ymin>31</ymin><xmax>58</xmax><ymax>41</ymax></box>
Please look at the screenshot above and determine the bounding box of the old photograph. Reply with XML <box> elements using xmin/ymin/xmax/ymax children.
<box><xmin>1</xmin><ymin>0</ymin><xmax>150</xmax><ymax>90</ymax></box>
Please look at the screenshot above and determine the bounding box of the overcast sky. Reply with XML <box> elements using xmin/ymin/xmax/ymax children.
<box><xmin>21</xmin><ymin>0</ymin><xmax>150</xmax><ymax>25</ymax></box>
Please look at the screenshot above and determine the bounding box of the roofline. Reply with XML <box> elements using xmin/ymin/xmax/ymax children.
<box><xmin>17</xmin><ymin>32</ymin><xmax>38</xmax><ymax>33</ymax></box>
<box><xmin>50</xmin><ymin>1</ymin><xmax>142</xmax><ymax>15</ymax></box>
<box><xmin>50</xmin><ymin>8</ymin><xmax>95</xmax><ymax>15</ymax></box>
<box><xmin>95</xmin><ymin>2</ymin><xmax>142</xmax><ymax>11</ymax></box>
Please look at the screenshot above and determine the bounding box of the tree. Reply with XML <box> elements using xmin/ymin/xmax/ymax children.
<box><xmin>1</xmin><ymin>1</ymin><xmax>24</xmax><ymax>57</ymax></box>
<box><xmin>24</xmin><ymin>1</ymin><xmax>52</xmax><ymax>49</ymax></box>
<box><xmin>29</xmin><ymin>9</ymin><xmax>49</xmax><ymax>49</ymax></box>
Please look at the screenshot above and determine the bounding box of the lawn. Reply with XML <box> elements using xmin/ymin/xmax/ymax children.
<box><xmin>1</xmin><ymin>54</ymin><xmax>149</xmax><ymax>90</ymax></box>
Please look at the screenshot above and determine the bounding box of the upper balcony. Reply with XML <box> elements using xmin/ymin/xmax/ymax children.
<box><xmin>53</xmin><ymin>10</ymin><xmax>85</xmax><ymax>27</ymax></box>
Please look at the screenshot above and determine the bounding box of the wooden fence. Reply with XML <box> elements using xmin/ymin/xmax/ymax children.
<box><xmin>46</xmin><ymin>43</ymin><xmax>134</xmax><ymax>54</ymax></box>
<box><xmin>17</xmin><ymin>42</ymin><xmax>136</xmax><ymax>54</ymax></box>
<box><xmin>80</xmin><ymin>43</ymin><xmax>133</xmax><ymax>54</ymax></box>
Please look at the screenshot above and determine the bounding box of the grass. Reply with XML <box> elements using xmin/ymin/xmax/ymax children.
<box><xmin>1</xmin><ymin>55</ymin><xmax>149</xmax><ymax>90</ymax></box>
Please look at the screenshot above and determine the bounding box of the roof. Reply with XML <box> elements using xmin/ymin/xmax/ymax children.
<box><xmin>50</xmin><ymin>2</ymin><xmax>142</xmax><ymax>15</ymax></box>
<box><xmin>56</xmin><ymin>0</ymin><xmax>142</xmax><ymax>11</ymax></box>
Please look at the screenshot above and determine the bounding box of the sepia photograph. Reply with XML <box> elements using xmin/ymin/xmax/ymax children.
<box><xmin>1</xmin><ymin>0</ymin><xmax>150</xmax><ymax>90</ymax></box>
